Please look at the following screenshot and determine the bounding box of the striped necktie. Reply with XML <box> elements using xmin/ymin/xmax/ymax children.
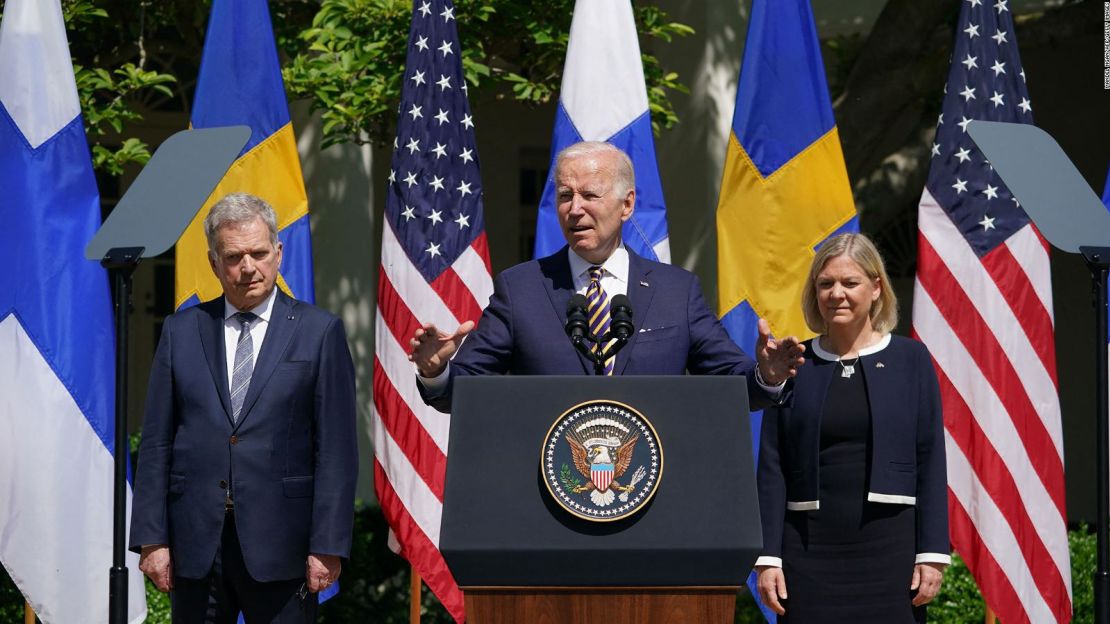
<box><xmin>230</xmin><ymin>311</ymin><xmax>258</xmax><ymax>422</ymax></box>
<box><xmin>586</xmin><ymin>266</ymin><xmax>616</xmax><ymax>375</ymax></box>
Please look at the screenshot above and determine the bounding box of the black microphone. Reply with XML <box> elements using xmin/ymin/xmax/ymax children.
<box><xmin>609</xmin><ymin>294</ymin><xmax>634</xmax><ymax>342</ymax></box>
<box><xmin>566</xmin><ymin>294</ymin><xmax>590</xmax><ymax>345</ymax></box>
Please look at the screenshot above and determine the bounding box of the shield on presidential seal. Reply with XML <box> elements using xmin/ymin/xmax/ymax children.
<box><xmin>540</xmin><ymin>400</ymin><xmax>663</xmax><ymax>522</ymax></box>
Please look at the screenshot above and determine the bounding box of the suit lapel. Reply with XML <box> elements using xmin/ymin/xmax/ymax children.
<box><xmin>235</xmin><ymin>291</ymin><xmax>300</xmax><ymax>428</ymax></box>
<box><xmin>198</xmin><ymin>297</ymin><xmax>234</xmax><ymax>425</ymax></box>
<box><xmin>539</xmin><ymin>249</ymin><xmax>592</xmax><ymax>375</ymax></box>
<box><xmin>616</xmin><ymin>251</ymin><xmax>656</xmax><ymax>375</ymax></box>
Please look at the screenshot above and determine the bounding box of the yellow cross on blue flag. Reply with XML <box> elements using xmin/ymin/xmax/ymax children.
<box><xmin>175</xmin><ymin>0</ymin><xmax>313</xmax><ymax>309</ymax></box>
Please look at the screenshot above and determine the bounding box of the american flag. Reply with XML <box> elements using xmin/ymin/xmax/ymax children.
<box><xmin>372</xmin><ymin>0</ymin><xmax>493</xmax><ymax>620</ymax></box>
<box><xmin>911</xmin><ymin>1</ymin><xmax>1071</xmax><ymax>622</ymax></box>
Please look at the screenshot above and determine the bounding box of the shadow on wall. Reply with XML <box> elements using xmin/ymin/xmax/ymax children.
<box><xmin>290</xmin><ymin>99</ymin><xmax>380</xmax><ymax>506</ymax></box>
<box><xmin>654</xmin><ymin>0</ymin><xmax>746</xmax><ymax>307</ymax></box>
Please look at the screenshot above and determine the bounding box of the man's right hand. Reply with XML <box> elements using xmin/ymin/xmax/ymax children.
<box><xmin>408</xmin><ymin>321</ymin><xmax>475</xmax><ymax>378</ymax></box>
<box><xmin>139</xmin><ymin>545</ymin><xmax>174</xmax><ymax>593</ymax></box>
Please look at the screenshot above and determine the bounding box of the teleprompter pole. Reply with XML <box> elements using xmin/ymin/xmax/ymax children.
<box><xmin>103</xmin><ymin>247</ymin><xmax>144</xmax><ymax>624</ymax></box>
<box><xmin>1081</xmin><ymin>246</ymin><xmax>1110</xmax><ymax>624</ymax></box>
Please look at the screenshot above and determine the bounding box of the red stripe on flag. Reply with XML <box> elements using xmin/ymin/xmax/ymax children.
<box><xmin>372</xmin><ymin>359</ymin><xmax>447</xmax><ymax>501</ymax></box>
<box><xmin>375</xmin><ymin>461</ymin><xmax>466</xmax><ymax>623</ymax></box>
<box><xmin>948</xmin><ymin>494</ymin><xmax>1037</xmax><ymax>624</ymax></box>
<box><xmin>377</xmin><ymin>267</ymin><xmax>424</xmax><ymax>349</ymax></box>
<box><xmin>469</xmin><ymin>231</ymin><xmax>492</xmax><ymax>274</ymax></box>
<box><xmin>917</xmin><ymin>236</ymin><xmax>1066</xmax><ymax>516</ymax></box>
<box><xmin>979</xmin><ymin>243</ymin><xmax>1058</xmax><ymax>386</ymax></box>
<box><xmin>431</xmin><ymin>266</ymin><xmax>483</xmax><ymax>327</ymax></box>
<box><xmin>934</xmin><ymin>366</ymin><xmax>1071</xmax><ymax>616</ymax></box>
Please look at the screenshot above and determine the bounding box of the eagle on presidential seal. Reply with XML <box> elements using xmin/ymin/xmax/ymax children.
<box><xmin>566</xmin><ymin>420</ymin><xmax>640</xmax><ymax>507</ymax></box>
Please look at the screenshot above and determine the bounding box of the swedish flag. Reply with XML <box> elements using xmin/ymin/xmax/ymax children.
<box><xmin>716</xmin><ymin>0</ymin><xmax>857</xmax><ymax>355</ymax></box>
<box><xmin>175</xmin><ymin>0</ymin><xmax>313</xmax><ymax>309</ymax></box>
<box><xmin>715</xmin><ymin>2</ymin><xmax>857</xmax><ymax>620</ymax></box>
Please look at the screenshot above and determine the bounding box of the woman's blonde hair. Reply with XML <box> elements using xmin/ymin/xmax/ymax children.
<box><xmin>801</xmin><ymin>233</ymin><xmax>899</xmax><ymax>334</ymax></box>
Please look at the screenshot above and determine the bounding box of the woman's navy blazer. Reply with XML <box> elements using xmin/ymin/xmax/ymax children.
<box><xmin>757</xmin><ymin>334</ymin><xmax>949</xmax><ymax>560</ymax></box>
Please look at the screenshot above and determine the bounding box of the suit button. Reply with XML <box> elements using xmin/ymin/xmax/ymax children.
<box><xmin>230</xmin><ymin>435</ymin><xmax>239</xmax><ymax>445</ymax></box>
<box><xmin>219</xmin><ymin>480</ymin><xmax>228</xmax><ymax>489</ymax></box>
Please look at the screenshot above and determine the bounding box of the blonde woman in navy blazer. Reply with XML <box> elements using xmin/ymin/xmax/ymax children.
<box><xmin>755</xmin><ymin>234</ymin><xmax>949</xmax><ymax>623</ymax></box>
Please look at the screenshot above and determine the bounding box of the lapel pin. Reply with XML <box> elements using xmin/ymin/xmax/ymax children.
<box><xmin>875</xmin><ymin>362</ymin><xmax>885</xmax><ymax>368</ymax></box>
<box><xmin>639</xmin><ymin>280</ymin><xmax>649</xmax><ymax>287</ymax></box>
<box><xmin>287</xmin><ymin>315</ymin><xmax>295</xmax><ymax>320</ymax></box>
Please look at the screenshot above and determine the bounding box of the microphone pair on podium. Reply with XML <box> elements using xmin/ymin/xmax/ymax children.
<box><xmin>565</xmin><ymin>294</ymin><xmax>634</xmax><ymax>375</ymax></box>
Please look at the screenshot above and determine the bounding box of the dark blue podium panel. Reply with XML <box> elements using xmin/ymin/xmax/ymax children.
<box><xmin>441</xmin><ymin>376</ymin><xmax>761</xmax><ymax>586</ymax></box>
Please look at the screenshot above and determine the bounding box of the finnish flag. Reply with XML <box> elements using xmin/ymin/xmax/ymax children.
<box><xmin>0</xmin><ymin>0</ymin><xmax>146</xmax><ymax>621</ymax></box>
<box><xmin>533</xmin><ymin>0</ymin><xmax>671</xmax><ymax>263</ymax></box>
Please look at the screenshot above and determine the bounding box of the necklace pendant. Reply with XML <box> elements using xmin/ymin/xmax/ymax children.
<box><xmin>840</xmin><ymin>363</ymin><xmax>855</xmax><ymax>378</ymax></box>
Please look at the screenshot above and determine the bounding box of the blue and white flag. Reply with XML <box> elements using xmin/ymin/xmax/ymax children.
<box><xmin>0</xmin><ymin>1</ymin><xmax>146</xmax><ymax>622</ymax></box>
<box><xmin>533</xmin><ymin>0</ymin><xmax>670</xmax><ymax>262</ymax></box>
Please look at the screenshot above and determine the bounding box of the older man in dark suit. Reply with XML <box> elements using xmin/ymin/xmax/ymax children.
<box><xmin>129</xmin><ymin>193</ymin><xmax>357</xmax><ymax>623</ymax></box>
<box><xmin>410</xmin><ymin>141</ymin><xmax>804</xmax><ymax>411</ymax></box>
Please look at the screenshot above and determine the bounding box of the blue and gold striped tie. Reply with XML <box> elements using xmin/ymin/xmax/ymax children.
<box><xmin>586</xmin><ymin>266</ymin><xmax>616</xmax><ymax>375</ymax></box>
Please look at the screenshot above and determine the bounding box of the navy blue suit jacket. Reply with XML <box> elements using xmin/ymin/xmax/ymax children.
<box><xmin>129</xmin><ymin>291</ymin><xmax>358</xmax><ymax>582</ymax></box>
<box><xmin>422</xmin><ymin>247</ymin><xmax>769</xmax><ymax>412</ymax></box>
<box><xmin>757</xmin><ymin>335</ymin><xmax>949</xmax><ymax>559</ymax></box>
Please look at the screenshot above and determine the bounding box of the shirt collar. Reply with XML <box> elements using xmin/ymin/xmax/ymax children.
<box><xmin>223</xmin><ymin>286</ymin><xmax>277</xmax><ymax>323</ymax></box>
<box><xmin>810</xmin><ymin>333</ymin><xmax>892</xmax><ymax>361</ymax></box>
<box><xmin>567</xmin><ymin>245</ymin><xmax>629</xmax><ymax>285</ymax></box>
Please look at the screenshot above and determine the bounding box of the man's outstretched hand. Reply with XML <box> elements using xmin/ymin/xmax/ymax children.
<box><xmin>409</xmin><ymin>321</ymin><xmax>475</xmax><ymax>378</ymax></box>
<box><xmin>755</xmin><ymin>318</ymin><xmax>805</xmax><ymax>385</ymax></box>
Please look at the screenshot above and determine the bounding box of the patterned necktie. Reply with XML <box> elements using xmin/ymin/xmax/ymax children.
<box><xmin>230</xmin><ymin>311</ymin><xmax>258</xmax><ymax>422</ymax></box>
<box><xmin>586</xmin><ymin>266</ymin><xmax>616</xmax><ymax>375</ymax></box>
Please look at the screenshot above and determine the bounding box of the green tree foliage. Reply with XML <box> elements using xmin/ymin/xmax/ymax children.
<box><xmin>283</xmin><ymin>0</ymin><xmax>693</xmax><ymax>149</ymax></box>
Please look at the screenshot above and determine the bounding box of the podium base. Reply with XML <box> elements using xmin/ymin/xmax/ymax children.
<box><xmin>462</xmin><ymin>586</ymin><xmax>738</xmax><ymax>624</ymax></box>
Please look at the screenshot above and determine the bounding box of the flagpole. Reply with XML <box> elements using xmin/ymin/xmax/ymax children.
<box><xmin>24</xmin><ymin>600</ymin><xmax>34</xmax><ymax>624</ymax></box>
<box><xmin>985</xmin><ymin>605</ymin><xmax>996</xmax><ymax>623</ymax></box>
<box><xmin>410</xmin><ymin>566</ymin><xmax>421</xmax><ymax>624</ymax></box>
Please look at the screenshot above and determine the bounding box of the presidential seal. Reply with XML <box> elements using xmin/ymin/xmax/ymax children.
<box><xmin>541</xmin><ymin>400</ymin><xmax>662</xmax><ymax>522</ymax></box>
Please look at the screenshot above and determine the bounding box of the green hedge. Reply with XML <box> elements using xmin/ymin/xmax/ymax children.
<box><xmin>1</xmin><ymin>516</ymin><xmax>1098</xmax><ymax>623</ymax></box>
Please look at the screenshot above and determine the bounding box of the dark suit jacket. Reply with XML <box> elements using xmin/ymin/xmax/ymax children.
<box><xmin>421</xmin><ymin>246</ymin><xmax>769</xmax><ymax>412</ymax></box>
<box><xmin>129</xmin><ymin>291</ymin><xmax>358</xmax><ymax>582</ymax></box>
<box><xmin>757</xmin><ymin>335</ymin><xmax>949</xmax><ymax>559</ymax></box>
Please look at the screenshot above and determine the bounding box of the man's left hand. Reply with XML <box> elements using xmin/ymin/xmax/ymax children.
<box><xmin>306</xmin><ymin>553</ymin><xmax>342</xmax><ymax>594</ymax></box>
<box><xmin>755</xmin><ymin>318</ymin><xmax>805</xmax><ymax>386</ymax></box>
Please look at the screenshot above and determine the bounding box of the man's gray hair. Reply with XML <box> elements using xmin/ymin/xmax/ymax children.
<box><xmin>204</xmin><ymin>193</ymin><xmax>280</xmax><ymax>255</ymax></box>
<box><xmin>555</xmin><ymin>141</ymin><xmax>636</xmax><ymax>196</ymax></box>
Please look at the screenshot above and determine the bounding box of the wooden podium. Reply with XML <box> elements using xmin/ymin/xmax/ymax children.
<box><xmin>462</xmin><ymin>587</ymin><xmax>737</xmax><ymax>624</ymax></box>
<box><xmin>442</xmin><ymin>377</ymin><xmax>760</xmax><ymax>624</ymax></box>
